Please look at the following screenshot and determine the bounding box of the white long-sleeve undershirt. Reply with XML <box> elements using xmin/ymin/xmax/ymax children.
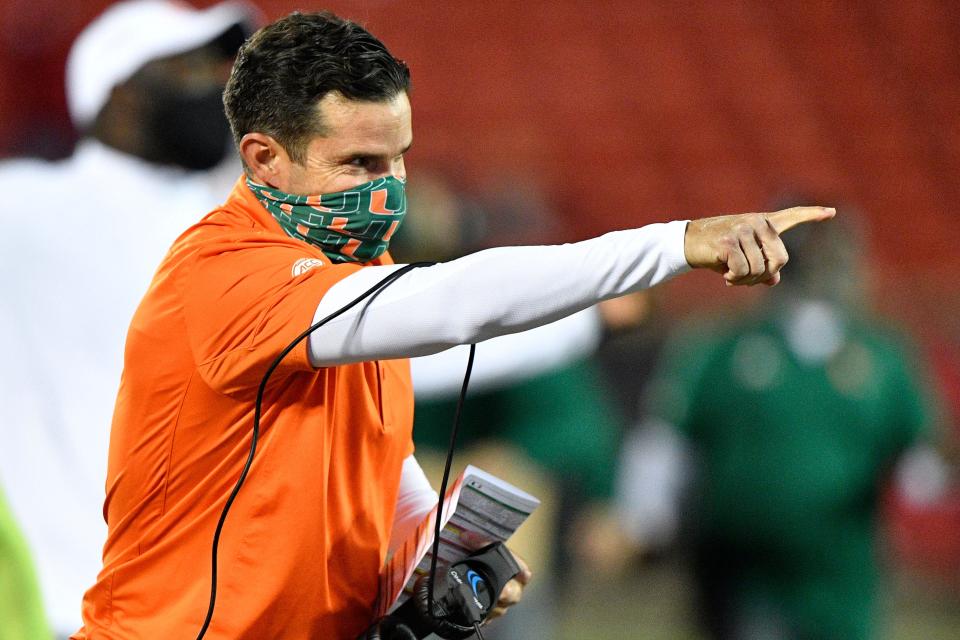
<box><xmin>388</xmin><ymin>454</ymin><xmax>438</xmax><ymax>553</ymax></box>
<box><xmin>309</xmin><ymin>220</ymin><xmax>690</xmax><ymax>367</ymax></box>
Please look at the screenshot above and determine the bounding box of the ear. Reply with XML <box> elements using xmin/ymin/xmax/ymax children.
<box><xmin>239</xmin><ymin>132</ymin><xmax>289</xmax><ymax>188</ymax></box>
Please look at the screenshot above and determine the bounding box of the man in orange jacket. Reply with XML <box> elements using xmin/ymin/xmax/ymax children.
<box><xmin>74</xmin><ymin>10</ymin><xmax>832</xmax><ymax>639</ymax></box>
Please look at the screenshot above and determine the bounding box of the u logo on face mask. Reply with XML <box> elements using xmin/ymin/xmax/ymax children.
<box><xmin>249</xmin><ymin>177</ymin><xmax>408</xmax><ymax>263</ymax></box>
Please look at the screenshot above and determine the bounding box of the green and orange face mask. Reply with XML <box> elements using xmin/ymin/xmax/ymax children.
<box><xmin>248</xmin><ymin>176</ymin><xmax>407</xmax><ymax>263</ymax></box>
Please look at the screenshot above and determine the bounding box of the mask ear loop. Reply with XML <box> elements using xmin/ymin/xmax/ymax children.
<box><xmin>196</xmin><ymin>261</ymin><xmax>436</xmax><ymax>640</ymax></box>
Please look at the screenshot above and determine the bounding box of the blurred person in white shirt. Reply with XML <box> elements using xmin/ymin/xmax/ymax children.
<box><xmin>0</xmin><ymin>1</ymin><xmax>256</xmax><ymax>635</ymax></box>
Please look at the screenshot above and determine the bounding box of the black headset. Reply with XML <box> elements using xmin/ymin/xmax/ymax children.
<box><xmin>363</xmin><ymin>541</ymin><xmax>520</xmax><ymax>640</ymax></box>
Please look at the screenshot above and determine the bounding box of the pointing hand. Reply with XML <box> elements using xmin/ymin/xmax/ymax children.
<box><xmin>683</xmin><ymin>206</ymin><xmax>836</xmax><ymax>286</ymax></box>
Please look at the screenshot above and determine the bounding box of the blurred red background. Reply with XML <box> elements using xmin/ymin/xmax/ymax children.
<box><xmin>1</xmin><ymin>0</ymin><xmax>958</xmax><ymax>335</ymax></box>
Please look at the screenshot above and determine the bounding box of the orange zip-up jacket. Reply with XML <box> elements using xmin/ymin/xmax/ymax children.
<box><xmin>73</xmin><ymin>178</ymin><xmax>414</xmax><ymax>639</ymax></box>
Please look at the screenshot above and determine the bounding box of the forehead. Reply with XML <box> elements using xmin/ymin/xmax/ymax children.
<box><xmin>308</xmin><ymin>91</ymin><xmax>412</xmax><ymax>154</ymax></box>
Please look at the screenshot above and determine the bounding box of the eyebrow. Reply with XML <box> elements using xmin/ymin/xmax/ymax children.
<box><xmin>339</xmin><ymin>141</ymin><xmax>413</xmax><ymax>161</ymax></box>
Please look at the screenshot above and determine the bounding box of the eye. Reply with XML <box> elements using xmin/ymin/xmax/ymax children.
<box><xmin>347</xmin><ymin>156</ymin><xmax>372</xmax><ymax>168</ymax></box>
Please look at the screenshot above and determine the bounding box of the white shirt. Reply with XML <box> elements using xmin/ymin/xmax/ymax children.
<box><xmin>409</xmin><ymin>308</ymin><xmax>603</xmax><ymax>400</ymax></box>
<box><xmin>0</xmin><ymin>140</ymin><xmax>232</xmax><ymax>635</ymax></box>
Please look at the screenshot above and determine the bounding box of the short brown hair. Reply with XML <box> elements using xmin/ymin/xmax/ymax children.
<box><xmin>223</xmin><ymin>11</ymin><xmax>410</xmax><ymax>164</ymax></box>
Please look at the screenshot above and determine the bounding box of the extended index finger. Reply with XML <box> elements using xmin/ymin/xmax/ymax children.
<box><xmin>767</xmin><ymin>206</ymin><xmax>836</xmax><ymax>234</ymax></box>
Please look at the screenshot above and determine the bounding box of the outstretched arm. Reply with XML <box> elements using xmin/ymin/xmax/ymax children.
<box><xmin>309</xmin><ymin>207</ymin><xmax>834</xmax><ymax>367</ymax></box>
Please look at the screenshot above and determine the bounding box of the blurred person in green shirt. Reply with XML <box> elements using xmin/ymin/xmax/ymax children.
<box><xmin>618</xmin><ymin>207</ymin><xmax>938</xmax><ymax>640</ymax></box>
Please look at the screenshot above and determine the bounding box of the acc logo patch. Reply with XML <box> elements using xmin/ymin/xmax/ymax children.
<box><xmin>291</xmin><ymin>257</ymin><xmax>324</xmax><ymax>277</ymax></box>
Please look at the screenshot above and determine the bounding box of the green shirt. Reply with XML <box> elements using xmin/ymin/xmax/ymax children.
<box><xmin>647</xmin><ymin>314</ymin><xmax>931</xmax><ymax>639</ymax></box>
<box><xmin>413</xmin><ymin>357</ymin><xmax>622</xmax><ymax>499</ymax></box>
